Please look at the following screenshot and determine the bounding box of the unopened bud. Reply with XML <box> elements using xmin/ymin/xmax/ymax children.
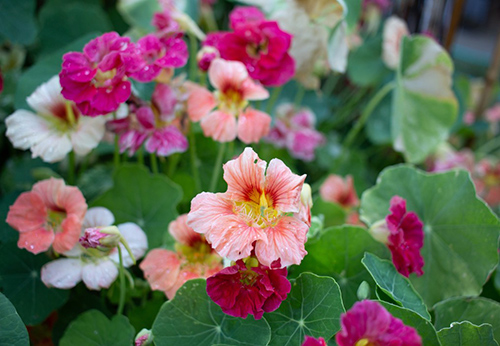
<box><xmin>135</xmin><ymin>329</ymin><xmax>152</xmax><ymax>346</ymax></box>
<box><xmin>197</xmin><ymin>46</ymin><xmax>219</xmax><ymax>72</ymax></box>
<box><xmin>80</xmin><ymin>226</ymin><xmax>121</xmax><ymax>249</ymax></box>
<box><xmin>368</xmin><ymin>219</ymin><xmax>390</xmax><ymax>244</ymax></box>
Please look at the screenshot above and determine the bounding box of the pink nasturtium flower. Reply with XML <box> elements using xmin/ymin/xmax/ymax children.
<box><xmin>302</xmin><ymin>336</ymin><xmax>327</xmax><ymax>346</ymax></box>
<box><xmin>319</xmin><ymin>174</ymin><xmax>359</xmax><ymax>209</ymax></box>
<box><xmin>474</xmin><ymin>159</ymin><xmax>500</xmax><ymax>208</ymax></box>
<box><xmin>188</xmin><ymin>147</ymin><xmax>309</xmax><ymax>267</ymax></box>
<box><xmin>140</xmin><ymin>214</ymin><xmax>223</xmax><ymax>299</ymax></box>
<box><xmin>59</xmin><ymin>32</ymin><xmax>144</xmax><ymax>116</ymax></box>
<box><xmin>370</xmin><ymin>196</ymin><xmax>425</xmax><ymax>277</ymax></box>
<box><xmin>6</xmin><ymin>178</ymin><xmax>87</xmax><ymax>254</ymax></box>
<box><xmin>336</xmin><ymin>300</ymin><xmax>422</xmax><ymax>346</ymax></box>
<box><xmin>206</xmin><ymin>258</ymin><xmax>290</xmax><ymax>319</ymax></box>
<box><xmin>186</xmin><ymin>58</ymin><xmax>271</xmax><ymax>143</ymax></box>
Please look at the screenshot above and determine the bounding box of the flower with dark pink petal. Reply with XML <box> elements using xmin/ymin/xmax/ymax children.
<box><xmin>336</xmin><ymin>300</ymin><xmax>422</xmax><ymax>346</ymax></box>
<box><xmin>302</xmin><ymin>336</ymin><xmax>327</xmax><ymax>346</ymax></box>
<box><xmin>206</xmin><ymin>259</ymin><xmax>291</xmax><ymax>319</ymax></box>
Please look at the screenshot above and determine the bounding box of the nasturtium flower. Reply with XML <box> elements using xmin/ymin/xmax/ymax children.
<box><xmin>302</xmin><ymin>336</ymin><xmax>327</xmax><ymax>346</ymax></box>
<box><xmin>320</xmin><ymin>174</ymin><xmax>359</xmax><ymax>209</ymax></box>
<box><xmin>140</xmin><ymin>214</ymin><xmax>223</xmax><ymax>299</ymax></box>
<box><xmin>336</xmin><ymin>300</ymin><xmax>422</xmax><ymax>346</ymax></box>
<box><xmin>474</xmin><ymin>159</ymin><xmax>500</xmax><ymax>207</ymax></box>
<box><xmin>186</xmin><ymin>58</ymin><xmax>271</xmax><ymax>143</ymax></box>
<box><xmin>206</xmin><ymin>258</ymin><xmax>290</xmax><ymax>319</ymax></box>
<box><xmin>382</xmin><ymin>16</ymin><xmax>410</xmax><ymax>70</ymax></box>
<box><xmin>41</xmin><ymin>207</ymin><xmax>148</xmax><ymax>290</ymax></box>
<box><xmin>5</xmin><ymin>76</ymin><xmax>106</xmax><ymax>163</ymax></box>
<box><xmin>6</xmin><ymin>178</ymin><xmax>87</xmax><ymax>255</ymax></box>
<box><xmin>188</xmin><ymin>147</ymin><xmax>309</xmax><ymax>267</ymax></box>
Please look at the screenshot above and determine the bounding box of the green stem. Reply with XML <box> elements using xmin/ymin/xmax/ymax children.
<box><xmin>210</xmin><ymin>142</ymin><xmax>226</xmax><ymax>192</ymax></box>
<box><xmin>322</xmin><ymin>73</ymin><xmax>340</xmax><ymax>96</ymax></box>
<box><xmin>137</xmin><ymin>147</ymin><xmax>144</xmax><ymax>166</ymax></box>
<box><xmin>266</xmin><ymin>86</ymin><xmax>283</xmax><ymax>114</ymax></box>
<box><xmin>68</xmin><ymin>151</ymin><xmax>75</xmax><ymax>185</ymax></box>
<box><xmin>477</xmin><ymin>135</ymin><xmax>500</xmax><ymax>157</ymax></box>
<box><xmin>117</xmin><ymin>246</ymin><xmax>126</xmax><ymax>316</ymax></box>
<box><xmin>294</xmin><ymin>84</ymin><xmax>306</xmax><ymax>108</ymax></box>
<box><xmin>113</xmin><ymin>134</ymin><xmax>120</xmax><ymax>170</ymax></box>
<box><xmin>168</xmin><ymin>153</ymin><xmax>181</xmax><ymax>177</ymax></box>
<box><xmin>150</xmin><ymin>153</ymin><xmax>159</xmax><ymax>174</ymax></box>
<box><xmin>189</xmin><ymin>33</ymin><xmax>199</xmax><ymax>82</ymax></box>
<box><xmin>343</xmin><ymin>82</ymin><xmax>395</xmax><ymax>149</ymax></box>
<box><xmin>189</xmin><ymin>129</ymin><xmax>201</xmax><ymax>192</ymax></box>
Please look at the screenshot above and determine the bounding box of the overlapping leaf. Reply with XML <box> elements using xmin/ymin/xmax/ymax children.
<box><xmin>438</xmin><ymin>322</ymin><xmax>499</xmax><ymax>346</ymax></box>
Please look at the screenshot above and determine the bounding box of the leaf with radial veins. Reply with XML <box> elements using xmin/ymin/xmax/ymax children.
<box><xmin>392</xmin><ymin>35</ymin><xmax>458</xmax><ymax>163</ymax></box>
<box><xmin>0</xmin><ymin>293</ymin><xmax>29</xmax><ymax>346</ymax></box>
<box><xmin>360</xmin><ymin>165</ymin><xmax>500</xmax><ymax>308</ymax></box>
<box><xmin>438</xmin><ymin>321</ymin><xmax>499</xmax><ymax>346</ymax></box>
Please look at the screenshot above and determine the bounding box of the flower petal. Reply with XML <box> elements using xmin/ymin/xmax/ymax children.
<box><xmin>109</xmin><ymin>222</ymin><xmax>148</xmax><ymax>267</ymax></box>
<box><xmin>237</xmin><ymin>108</ymin><xmax>271</xmax><ymax>144</ymax></box>
<box><xmin>41</xmin><ymin>258</ymin><xmax>83</xmax><ymax>289</ymax></box>
<box><xmin>264</xmin><ymin>158</ymin><xmax>305</xmax><ymax>213</ymax></box>
<box><xmin>208</xmin><ymin>58</ymin><xmax>248</xmax><ymax>90</ymax></box>
<box><xmin>200</xmin><ymin>110</ymin><xmax>237</xmax><ymax>142</ymax></box>
<box><xmin>17</xmin><ymin>228</ymin><xmax>55</xmax><ymax>254</ymax></box>
<box><xmin>5</xmin><ymin>110</ymin><xmax>52</xmax><ymax>151</ymax></box>
<box><xmin>71</xmin><ymin>116</ymin><xmax>106</xmax><ymax>156</ymax></box>
<box><xmin>6</xmin><ymin>191</ymin><xmax>47</xmax><ymax>233</ymax></box>
<box><xmin>82</xmin><ymin>259</ymin><xmax>118</xmax><ymax>290</ymax></box>
<box><xmin>82</xmin><ymin>207</ymin><xmax>115</xmax><ymax>229</ymax></box>
<box><xmin>240</xmin><ymin>79</ymin><xmax>269</xmax><ymax>101</ymax></box>
<box><xmin>26</xmin><ymin>75</ymin><xmax>65</xmax><ymax>114</ymax></box>
<box><xmin>140</xmin><ymin>249</ymin><xmax>181</xmax><ymax>293</ymax></box>
<box><xmin>185</xmin><ymin>81</ymin><xmax>217</xmax><ymax>122</ymax></box>
<box><xmin>53</xmin><ymin>214</ymin><xmax>83</xmax><ymax>254</ymax></box>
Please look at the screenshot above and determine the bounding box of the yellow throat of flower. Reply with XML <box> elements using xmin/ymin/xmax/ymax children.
<box><xmin>355</xmin><ymin>338</ymin><xmax>374</xmax><ymax>346</ymax></box>
<box><xmin>234</xmin><ymin>192</ymin><xmax>280</xmax><ymax>229</ymax></box>
<box><xmin>215</xmin><ymin>89</ymin><xmax>248</xmax><ymax>116</ymax></box>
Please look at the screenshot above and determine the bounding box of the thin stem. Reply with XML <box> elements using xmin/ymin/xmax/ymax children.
<box><xmin>117</xmin><ymin>246</ymin><xmax>126</xmax><ymax>316</ymax></box>
<box><xmin>266</xmin><ymin>86</ymin><xmax>283</xmax><ymax>114</ymax></box>
<box><xmin>137</xmin><ymin>147</ymin><xmax>144</xmax><ymax>166</ymax></box>
<box><xmin>189</xmin><ymin>129</ymin><xmax>201</xmax><ymax>192</ymax></box>
<box><xmin>68</xmin><ymin>151</ymin><xmax>75</xmax><ymax>185</ymax></box>
<box><xmin>477</xmin><ymin>135</ymin><xmax>500</xmax><ymax>157</ymax></box>
<box><xmin>168</xmin><ymin>153</ymin><xmax>181</xmax><ymax>177</ymax></box>
<box><xmin>343</xmin><ymin>82</ymin><xmax>395</xmax><ymax>149</ymax></box>
<box><xmin>113</xmin><ymin>135</ymin><xmax>120</xmax><ymax>170</ymax></box>
<box><xmin>210</xmin><ymin>142</ymin><xmax>226</xmax><ymax>192</ymax></box>
<box><xmin>322</xmin><ymin>73</ymin><xmax>340</xmax><ymax>96</ymax></box>
<box><xmin>294</xmin><ymin>84</ymin><xmax>306</xmax><ymax>108</ymax></box>
<box><xmin>189</xmin><ymin>33</ymin><xmax>199</xmax><ymax>82</ymax></box>
<box><xmin>150</xmin><ymin>153</ymin><xmax>159</xmax><ymax>174</ymax></box>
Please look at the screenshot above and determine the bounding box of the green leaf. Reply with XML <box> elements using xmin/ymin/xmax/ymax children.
<box><xmin>434</xmin><ymin>297</ymin><xmax>500</xmax><ymax>343</ymax></box>
<box><xmin>0</xmin><ymin>293</ymin><xmax>29</xmax><ymax>346</ymax></box>
<box><xmin>380</xmin><ymin>302</ymin><xmax>441</xmax><ymax>346</ymax></box>
<box><xmin>14</xmin><ymin>33</ymin><xmax>99</xmax><ymax>110</ymax></box>
<box><xmin>38</xmin><ymin>2</ymin><xmax>112</xmax><ymax>55</ymax></box>
<box><xmin>343</xmin><ymin>0</ymin><xmax>362</xmax><ymax>30</ymax></box>
<box><xmin>0</xmin><ymin>0</ymin><xmax>37</xmax><ymax>45</ymax></box>
<box><xmin>347</xmin><ymin>36</ymin><xmax>391</xmax><ymax>87</ymax></box>
<box><xmin>360</xmin><ymin>165</ymin><xmax>500</xmax><ymax>307</ymax></box>
<box><xmin>91</xmin><ymin>164</ymin><xmax>182</xmax><ymax>248</ymax></box>
<box><xmin>152</xmin><ymin>279</ymin><xmax>271</xmax><ymax>346</ymax></box>
<box><xmin>311</xmin><ymin>199</ymin><xmax>346</xmax><ymax>228</ymax></box>
<box><xmin>365</xmin><ymin>88</ymin><xmax>392</xmax><ymax>144</ymax></box>
<box><xmin>0</xmin><ymin>243</ymin><xmax>69</xmax><ymax>325</ymax></box>
<box><xmin>362</xmin><ymin>252</ymin><xmax>430</xmax><ymax>320</ymax></box>
<box><xmin>265</xmin><ymin>273</ymin><xmax>344</xmax><ymax>346</ymax></box>
<box><xmin>117</xmin><ymin>0</ymin><xmax>161</xmax><ymax>31</ymax></box>
<box><xmin>60</xmin><ymin>310</ymin><xmax>135</xmax><ymax>346</ymax></box>
<box><xmin>392</xmin><ymin>35</ymin><xmax>458</xmax><ymax>163</ymax></box>
<box><xmin>438</xmin><ymin>321</ymin><xmax>499</xmax><ymax>346</ymax></box>
<box><xmin>289</xmin><ymin>226</ymin><xmax>390</xmax><ymax>308</ymax></box>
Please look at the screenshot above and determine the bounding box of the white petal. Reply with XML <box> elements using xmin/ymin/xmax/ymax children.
<box><xmin>83</xmin><ymin>207</ymin><xmax>115</xmax><ymax>229</ymax></box>
<box><xmin>31</xmin><ymin>133</ymin><xmax>72</xmax><ymax>163</ymax></box>
<box><xmin>71</xmin><ymin>116</ymin><xmax>106</xmax><ymax>156</ymax></box>
<box><xmin>82</xmin><ymin>259</ymin><xmax>118</xmax><ymax>290</ymax></box>
<box><xmin>26</xmin><ymin>76</ymin><xmax>65</xmax><ymax>114</ymax></box>
<box><xmin>63</xmin><ymin>244</ymin><xmax>84</xmax><ymax>257</ymax></box>
<box><xmin>41</xmin><ymin>258</ymin><xmax>83</xmax><ymax>289</ymax></box>
<box><xmin>109</xmin><ymin>222</ymin><xmax>148</xmax><ymax>267</ymax></box>
<box><xmin>5</xmin><ymin>110</ymin><xmax>51</xmax><ymax>150</ymax></box>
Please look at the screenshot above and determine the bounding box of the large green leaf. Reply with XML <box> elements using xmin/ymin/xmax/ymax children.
<box><xmin>92</xmin><ymin>164</ymin><xmax>182</xmax><ymax>248</ymax></box>
<box><xmin>59</xmin><ymin>310</ymin><xmax>135</xmax><ymax>346</ymax></box>
<box><xmin>0</xmin><ymin>293</ymin><xmax>29</xmax><ymax>346</ymax></box>
<box><xmin>311</xmin><ymin>199</ymin><xmax>346</xmax><ymax>228</ymax></box>
<box><xmin>152</xmin><ymin>279</ymin><xmax>271</xmax><ymax>346</ymax></box>
<box><xmin>438</xmin><ymin>322</ymin><xmax>499</xmax><ymax>346</ymax></box>
<box><xmin>289</xmin><ymin>226</ymin><xmax>389</xmax><ymax>308</ymax></box>
<box><xmin>347</xmin><ymin>36</ymin><xmax>391</xmax><ymax>87</ymax></box>
<box><xmin>380</xmin><ymin>302</ymin><xmax>441</xmax><ymax>346</ymax></box>
<box><xmin>360</xmin><ymin>165</ymin><xmax>500</xmax><ymax>307</ymax></box>
<box><xmin>265</xmin><ymin>273</ymin><xmax>344</xmax><ymax>346</ymax></box>
<box><xmin>0</xmin><ymin>243</ymin><xmax>69</xmax><ymax>325</ymax></box>
<box><xmin>343</xmin><ymin>0</ymin><xmax>362</xmax><ymax>31</ymax></box>
<box><xmin>0</xmin><ymin>0</ymin><xmax>37</xmax><ymax>45</ymax></box>
<box><xmin>392</xmin><ymin>35</ymin><xmax>458</xmax><ymax>163</ymax></box>
<box><xmin>434</xmin><ymin>297</ymin><xmax>500</xmax><ymax>343</ymax></box>
<box><xmin>362</xmin><ymin>253</ymin><xmax>430</xmax><ymax>320</ymax></box>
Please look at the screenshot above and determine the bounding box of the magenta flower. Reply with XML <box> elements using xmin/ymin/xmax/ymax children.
<box><xmin>60</xmin><ymin>32</ymin><xmax>144</xmax><ymax>116</ymax></box>
<box><xmin>336</xmin><ymin>300</ymin><xmax>422</xmax><ymax>346</ymax></box>
<box><xmin>206</xmin><ymin>259</ymin><xmax>291</xmax><ymax>319</ymax></box>
<box><xmin>131</xmin><ymin>34</ymin><xmax>188</xmax><ymax>82</ymax></box>
<box><xmin>204</xmin><ymin>6</ymin><xmax>295</xmax><ymax>87</ymax></box>
<box><xmin>386</xmin><ymin>196</ymin><xmax>425</xmax><ymax>277</ymax></box>
<box><xmin>302</xmin><ymin>336</ymin><xmax>326</xmax><ymax>346</ymax></box>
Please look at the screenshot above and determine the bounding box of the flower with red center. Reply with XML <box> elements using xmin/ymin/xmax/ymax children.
<box><xmin>6</xmin><ymin>178</ymin><xmax>87</xmax><ymax>254</ymax></box>
<box><xmin>336</xmin><ymin>300</ymin><xmax>422</xmax><ymax>346</ymax></box>
<box><xmin>186</xmin><ymin>58</ymin><xmax>271</xmax><ymax>143</ymax></box>
<box><xmin>140</xmin><ymin>214</ymin><xmax>223</xmax><ymax>299</ymax></box>
<box><xmin>131</xmin><ymin>34</ymin><xmax>188</xmax><ymax>82</ymax></box>
<box><xmin>204</xmin><ymin>6</ymin><xmax>295</xmax><ymax>87</ymax></box>
<box><xmin>302</xmin><ymin>336</ymin><xmax>327</xmax><ymax>346</ymax></box>
<box><xmin>59</xmin><ymin>32</ymin><xmax>144</xmax><ymax>116</ymax></box>
<box><xmin>320</xmin><ymin>174</ymin><xmax>359</xmax><ymax>209</ymax></box>
<box><xmin>206</xmin><ymin>258</ymin><xmax>291</xmax><ymax>319</ymax></box>
<box><xmin>188</xmin><ymin>147</ymin><xmax>308</xmax><ymax>267</ymax></box>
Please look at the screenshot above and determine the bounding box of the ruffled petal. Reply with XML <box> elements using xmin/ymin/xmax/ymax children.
<box><xmin>41</xmin><ymin>258</ymin><xmax>83</xmax><ymax>289</ymax></box>
<box><xmin>264</xmin><ymin>158</ymin><xmax>305</xmax><ymax>213</ymax></box>
<box><xmin>17</xmin><ymin>228</ymin><xmax>55</xmax><ymax>254</ymax></box>
<box><xmin>208</xmin><ymin>58</ymin><xmax>248</xmax><ymax>90</ymax></box>
<box><xmin>5</xmin><ymin>110</ymin><xmax>52</xmax><ymax>151</ymax></box>
<box><xmin>108</xmin><ymin>222</ymin><xmax>148</xmax><ymax>267</ymax></box>
<box><xmin>240</xmin><ymin>79</ymin><xmax>269</xmax><ymax>101</ymax></box>
<box><xmin>6</xmin><ymin>191</ymin><xmax>47</xmax><ymax>233</ymax></box>
<box><xmin>237</xmin><ymin>108</ymin><xmax>271</xmax><ymax>144</ymax></box>
<box><xmin>200</xmin><ymin>110</ymin><xmax>237</xmax><ymax>142</ymax></box>
<box><xmin>81</xmin><ymin>259</ymin><xmax>119</xmax><ymax>290</ymax></box>
<box><xmin>26</xmin><ymin>75</ymin><xmax>65</xmax><ymax>114</ymax></box>
<box><xmin>71</xmin><ymin>116</ymin><xmax>106</xmax><ymax>156</ymax></box>
<box><xmin>185</xmin><ymin>82</ymin><xmax>217</xmax><ymax>122</ymax></box>
<box><xmin>53</xmin><ymin>214</ymin><xmax>83</xmax><ymax>254</ymax></box>
<box><xmin>140</xmin><ymin>249</ymin><xmax>181</xmax><ymax>293</ymax></box>
<box><xmin>82</xmin><ymin>207</ymin><xmax>115</xmax><ymax>229</ymax></box>
<box><xmin>31</xmin><ymin>132</ymin><xmax>72</xmax><ymax>163</ymax></box>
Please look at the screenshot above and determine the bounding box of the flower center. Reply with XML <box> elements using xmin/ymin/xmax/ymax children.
<box><xmin>93</xmin><ymin>68</ymin><xmax>118</xmax><ymax>88</ymax></box>
<box><xmin>216</xmin><ymin>89</ymin><xmax>248</xmax><ymax>116</ymax></box>
<box><xmin>46</xmin><ymin>209</ymin><xmax>67</xmax><ymax>232</ymax></box>
<box><xmin>176</xmin><ymin>240</ymin><xmax>213</xmax><ymax>264</ymax></box>
<box><xmin>246</xmin><ymin>40</ymin><xmax>268</xmax><ymax>58</ymax></box>
<box><xmin>234</xmin><ymin>192</ymin><xmax>280</xmax><ymax>228</ymax></box>
<box><xmin>355</xmin><ymin>339</ymin><xmax>375</xmax><ymax>346</ymax></box>
<box><xmin>239</xmin><ymin>268</ymin><xmax>259</xmax><ymax>286</ymax></box>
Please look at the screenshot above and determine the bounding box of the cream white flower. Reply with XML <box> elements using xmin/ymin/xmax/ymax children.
<box><xmin>382</xmin><ymin>16</ymin><xmax>410</xmax><ymax>70</ymax></box>
<box><xmin>5</xmin><ymin>76</ymin><xmax>106</xmax><ymax>163</ymax></box>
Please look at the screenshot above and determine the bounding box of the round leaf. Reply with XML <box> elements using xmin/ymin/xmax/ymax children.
<box><xmin>438</xmin><ymin>321</ymin><xmax>499</xmax><ymax>346</ymax></box>
<box><xmin>152</xmin><ymin>279</ymin><xmax>271</xmax><ymax>346</ymax></box>
<box><xmin>360</xmin><ymin>165</ymin><xmax>500</xmax><ymax>307</ymax></box>
<box><xmin>0</xmin><ymin>0</ymin><xmax>37</xmax><ymax>44</ymax></box>
<box><xmin>0</xmin><ymin>292</ymin><xmax>29</xmax><ymax>346</ymax></box>
<box><xmin>265</xmin><ymin>273</ymin><xmax>345</xmax><ymax>346</ymax></box>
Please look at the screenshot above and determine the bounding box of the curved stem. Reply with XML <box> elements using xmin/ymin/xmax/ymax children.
<box><xmin>150</xmin><ymin>153</ymin><xmax>159</xmax><ymax>174</ymax></box>
<box><xmin>113</xmin><ymin>135</ymin><xmax>120</xmax><ymax>170</ymax></box>
<box><xmin>188</xmin><ymin>33</ymin><xmax>199</xmax><ymax>82</ymax></box>
<box><xmin>343</xmin><ymin>82</ymin><xmax>395</xmax><ymax>149</ymax></box>
<box><xmin>117</xmin><ymin>246</ymin><xmax>126</xmax><ymax>315</ymax></box>
<box><xmin>266</xmin><ymin>86</ymin><xmax>283</xmax><ymax>114</ymax></box>
<box><xmin>189</xmin><ymin>129</ymin><xmax>201</xmax><ymax>192</ymax></box>
<box><xmin>210</xmin><ymin>142</ymin><xmax>226</xmax><ymax>192</ymax></box>
<box><xmin>68</xmin><ymin>151</ymin><xmax>75</xmax><ymax>185</ymax></box>
<box><xmin>294</xmin><ymin>84</ymin><xmax>306</xmax><ymax>107</ymax></box>
<box><xmin>477</xmin><ymin>135</ymin><xmax>500</xmax><ymax>157</ymax></box>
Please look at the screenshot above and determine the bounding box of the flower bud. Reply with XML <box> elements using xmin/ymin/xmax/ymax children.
<box><xmin>368</xmin><ymin>219</ymin><xmax>390</xmax><ymax>244</ymax></box>
<box><xmin>197</xmin><ymin>46</ymin><xmax>219</xmax><ymax>72</ymax></box>
<box><xmin>79</xmin><ymin>226</ymin><xmax>121</xmax><ymax>249</ymax></box>
<box><xmin>135</xmin><ymin>329</ymin><xmax>152</xmax><ymax>346</ymax></box>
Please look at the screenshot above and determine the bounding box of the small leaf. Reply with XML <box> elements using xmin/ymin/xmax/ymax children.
<box><xmin>117</xmin><ymin>0</ymin><xmax>161</xmax><ymax>31</ymax></box>
<box><xmin>438</xmin><ymin>321</ymin><xmax>499</xmax><ymax>346</ymax></box>
<box><xmin>434</xmin><ymin>297</ymin><xmax>500</xmax><ymax>343</ymax></box>
<box><xmin>356</xmin><ymin>281</ymin><xmax>370</xmax><ymax>301</ymax></box>
<box><xmin>265</xmin><ymin>273</ymin><xmax>345</xmax><ymax>346</ymax></box>
<box><xmin>91</xmin><ymin>164</ymin><xmax>183</xmax><ymax>248</ymax></box>
<box><xmin>362</xmin><ymin>252</ymin><xmax>430</xmax><ymax>320</ymax></box>
<box><xmin>60</xmin><ymin>310</ymin><xmax>135</xmax><ymax>346</ymax></box>
<box><xmin>0</xmin><ymin>0</ymin><xmax>37</xmax><ymax>45</ymax></box>
<box><xmin>152</xmin><ymin>279</ymin><xmax>271</xmax><ymax>346</ymax></box>
<box><xmin>347</xmin><ymin>36</ymin><xmax>391</xmax><ymax>87</ymax></box>
<box><xmin>0</xmin><ymin>293</ymin><xmax>29</xmax><ymax>346</ymax></box>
